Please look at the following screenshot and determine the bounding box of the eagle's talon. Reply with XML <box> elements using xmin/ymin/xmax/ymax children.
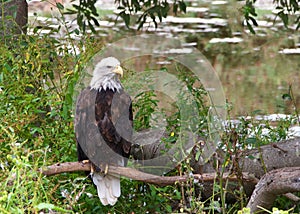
<box><xmin>96</xmin><ymin>164</ymin><xmax>109</xmax><ymax>177</ymax></box>
<box><xmin>104</xmin><ymin>164</ymin><xmax>109</xmax><ymax>175</ymax></box>
<box><xmin>82</xmin><ymin>160</ymin><xmax>90</xmax><ymax>164</ymax></box>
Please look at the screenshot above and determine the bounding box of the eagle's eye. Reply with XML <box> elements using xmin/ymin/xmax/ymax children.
<box><xmin>106</xmin><ymin>65</ymin><xmax>113</xmax><ymax>69</ymax></box>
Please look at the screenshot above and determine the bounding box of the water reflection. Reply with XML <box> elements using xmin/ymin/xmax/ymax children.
<box><xmin>28</xmin><ymin>0</ymin><xmax>300</xmax><ymax>117</ymax></box>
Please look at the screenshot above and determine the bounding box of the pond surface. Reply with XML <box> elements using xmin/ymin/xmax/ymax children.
<box><xmin>28</xmin><ymin>0</ymin><xmax>300</xmax><ymax>118</ymax></box>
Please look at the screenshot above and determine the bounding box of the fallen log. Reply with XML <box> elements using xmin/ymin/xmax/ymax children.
<box><xmin>247</xmin><ymin>167</ymin><xmax>300</xmax><ymax>213</ymax></box>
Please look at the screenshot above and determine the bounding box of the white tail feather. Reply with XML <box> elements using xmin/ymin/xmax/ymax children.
<box><xmin>92</xmin><ymin>173</ymin><xmax>120</xmax><ymax>206</ymax></box>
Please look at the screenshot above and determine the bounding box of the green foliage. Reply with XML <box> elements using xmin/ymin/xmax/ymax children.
<box><xmin>175</xmin><ymin>65</ymin><xmax>210</xmax><ymax>134</ymax></box>
<box><xmin>65</xmin><ymin>0</ymin><xmax>186</xmax><ymax>31</ymax></box>
<box><xmin>133</xmin><ymin>91</ymin><xmax>159</xmax><ymax>130</ymax></box>
<box><xmin>282</xmin><ymin>85</ymin><xmax>300</xmax><ymax>125</ymax></box>
<box><xmin>242</xmin><ymin>0</ymin><xmax>258</xmax><ymax>34</ymax></box>
<box><xmin>65</xmin><ymin>0</ymin><xmax>300</xmax><ymax>33</ymax></box>
<box><xmin>243</xmin><ymin>0</ymin><xmax>300</xmax><ymax>33</ymax></box>
<box><xmin>238</xmin><ymin>208</ymin><xmax>251</xmax><ymax>214</ymax></box>
<box><xmin>64</xmin><ymin>0</ymin><xmax>99</xmax><ymax>33</ymax></box>
<box><xmin>0</xmin><ymin>24</ymin><xmax>93</xmax><ymax>212</ymax></box>
<box><xmin>117</xmin><ymin>0</ymin><xmax>186</xmax><ymax>29</ymax></box>
<box><xmin>275</xmin><ymin>0</ymin><xmax>300</xmax><ymax>29</ymax></box>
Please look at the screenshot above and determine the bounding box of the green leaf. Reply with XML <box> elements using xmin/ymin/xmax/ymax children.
<box><xmin>36</xmin><ymin>203</ymin><xmax>55</xmax><ymax>210</ymax></box>
<box><xmin>91</xmin><ymin>16</ymin><xmax>100</xmax><ymax>27</ymax></box>
<box><xmin>88</xmin><ymin>21</ymin><xmax>96</xmax><ymax>33</ymax></box>
<box><xmin>179</xmin><ymin>1</ymin><xmax>186</xmax><ymax>13</ymax></box>
<box><xmin>64</xmin><ymin>8</ymin><xmax>77</xmax><ymax>15</ymax></box>
<box><xmin>278</xmin><ymin>11</ymin><xmax>289</xmax><ymax>27</ymax></box>
<box><xmin>282</xmin><ymin>93</ymin><xmax>292</xmax><ymax>100</ymax></box>
<box><xmin>3</xmin><ymin>63</ymin><xmax>12</xmax><ymax>72</ymax></box>
<box><xmin>82</xmin><ymin>22</ymin><xmax>86</xmax><ymax>32</ymax></box>
<box><xmin>77</xmin><ymin>14</ymin><xmax>83</xmax><ymax>28</ymax></box>
<box><xmin>173</xmin><ymin>3</ymin><xmax>178</xmax><ymax>14</ymax></box>
<box><xmin>35</xmin><ymin>203</ymin><xmax>71</xmax><ymax>212</ymax></box>
<box><xmin>56</xmin><ymin>2</ymin><xmax>64</xmax><ymax>10</ymax></box>
<box><xmin>246</xmin><ymin>20</ymin><xmax>256</xmax><ymax>34</ymax></box>
<box><xmin>249</xmin><ymin>16</ymin><xmax>258</xmax><ymax>26</ymax></box>
<box><xmin>0</xmin><ymin>72</ymin><xmax>3</xmax><ymax>82</ymax></box>
<box><xmin>72</xmin><ymin>4</ymin><xmax>80</xmax><ymax>10</ymax></box>
<box><xmin>195</xmin><ymin>150</ymin><xmax>201</xmax><ymax>161</ymax></box>
<box><xmin>119</xmin><ymin>11</ymin><xmax>130</xmax><ymax>28</ymax></box>
<box><xmin>74</xmin><ymin>28</ymin><xmax>80</xmax><ymax>35</ymax></box>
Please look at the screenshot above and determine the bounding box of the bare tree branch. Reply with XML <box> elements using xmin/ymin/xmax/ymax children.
<box><xmin>39</xmin><ymin>161</ymin><xmax>258</xmax><ymax>186</ymax></box>
<box><xmin>283</xmin><ymin>193</ymin><xmax>300</xmax><ymax>202</ymax></box>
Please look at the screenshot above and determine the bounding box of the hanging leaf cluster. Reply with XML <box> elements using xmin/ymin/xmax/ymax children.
<box><xmin>117</xmin><ymin>0</ymin><xmax>186</xmax><ymax>29</ymax></box>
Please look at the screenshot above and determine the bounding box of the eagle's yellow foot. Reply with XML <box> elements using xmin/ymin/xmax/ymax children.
<box><xmin>80</xmin><ymin>160</ymin><xmax>93</xmax><ymax>172</ymax></box>
<box><xmin>80</xmin><ymin>160</ymin><xmax>94</xmax><ymax>177</ymax></box>
<box><xmin>104</xmin><ymin>164</ymin><xmax>109</xmax><ymax>175</ymax></box>
<box><xmin>96</xmin><ymin>163</ymin><xmax>109</xmax><ymax>177</ymax></box>
<box><xmin>91</xmin><ymin>165</ymin><xmax>95</xmax><ymax>174</ymax></box>
<box><xmin>82</xmin><ymin>160</ymin><xmax>90</xmax><ymax>164</ymax></box>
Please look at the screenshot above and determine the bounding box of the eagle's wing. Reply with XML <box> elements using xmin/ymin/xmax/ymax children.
<box><xmin>75</xmin><ymin>87</ymin><xmax>101</xmax><ymax>163</ymax></box>
<box><xmin>110</xmin><ymin>90</ymin><xmax>133</xmax><ymax>154</ymax></box>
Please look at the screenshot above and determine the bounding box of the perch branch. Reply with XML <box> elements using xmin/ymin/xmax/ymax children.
<box><xmin>40</xmin><ymin>161</ymin><xmax>258</xmax><ymax>186</ymax></box>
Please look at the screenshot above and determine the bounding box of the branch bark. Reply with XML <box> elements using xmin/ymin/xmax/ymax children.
<box><xmin>40</xmin><ymin>161</ymin><xmax>258</xmax><ymax>186</ymax></box>
<box><xmin>247</xmin><ymin>167</ymin><xmax>300</xmax><ymax>213</ymax></box>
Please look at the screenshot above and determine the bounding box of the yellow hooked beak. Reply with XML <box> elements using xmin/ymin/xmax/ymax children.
<box><xmin>113</xmin><ymin>65</ymin><xmax>123</xmax><ymax>78</ymax></box>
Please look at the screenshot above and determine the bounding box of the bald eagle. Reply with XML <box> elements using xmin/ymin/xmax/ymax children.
<box><xmin>75</xmin><ymin>57</ymin><xmax>132</xmax><ymax>206</ymax></box>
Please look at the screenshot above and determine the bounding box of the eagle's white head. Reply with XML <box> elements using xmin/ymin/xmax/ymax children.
<box><xmin>90</xmin><ymin>57</ymin><xmax>123</xmax><ymax>92</ymax></box>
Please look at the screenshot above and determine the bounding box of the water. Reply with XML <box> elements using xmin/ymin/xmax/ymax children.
<box><xmin>28</xmin><ymin>0</ymin><xmax>300</xmax><ymax>118</ymax></box>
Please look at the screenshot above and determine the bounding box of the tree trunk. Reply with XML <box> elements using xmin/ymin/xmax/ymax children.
<box><xmin>0</xmin><ymin>0</ymin><xmax>28</xmax><ymax>38</ymax></box>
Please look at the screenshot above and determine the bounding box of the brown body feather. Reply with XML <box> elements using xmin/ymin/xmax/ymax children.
<box><xmin>75</xmin><ymin>87</ymin><xmax>132</xmax><ymax>169</ymax></box>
